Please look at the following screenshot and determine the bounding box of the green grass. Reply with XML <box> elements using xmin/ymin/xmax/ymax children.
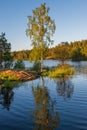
<box><xmin>49</xmin><ymin>64</ymin><xmax>74</xmax><ymax>78</ymax></box>
<box><xmin>2</xmin><ymin>80</ymin><xmax>19</xmax><ymax>87</ymax></box>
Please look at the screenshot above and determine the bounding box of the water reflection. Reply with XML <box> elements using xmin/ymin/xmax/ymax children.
<box><xmin>75</xmin><ymin>66</ymin><xmax>87</xmax><ymax>76</ymax></box>
<box><xmin>32</xmin><ymin>77</ymin><xmax>60</xmax><ymax>130</ymax></box>
<box><xmin>55</xmin><ymin>77</ymin><xmax>74</xmax><ymax>99</ymax></box>
<box><xmin>0</xmin><ymin>85</ymin><xmax>14</xmax><ymax>110</ymax></box>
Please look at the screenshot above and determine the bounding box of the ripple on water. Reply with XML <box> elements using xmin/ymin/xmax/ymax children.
<box><xmin>0</xmin><ymin>73</ymin><xmax>87</xmax><ymax>130</ymax></box>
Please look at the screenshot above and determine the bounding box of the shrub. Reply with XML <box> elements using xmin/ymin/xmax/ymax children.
<box><xmin>14</xmin><ymin>60</ymin><xmax>25</xmax><ymax>70</ymax></box>
<box><xmin>30</xmin><ymin>61</ymin><xmax>41</xmax><ymax>72</ymax></box>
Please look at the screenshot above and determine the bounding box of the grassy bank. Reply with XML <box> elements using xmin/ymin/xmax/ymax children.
<box><xmin>49</xmin><ymin>64</ymin><xmax>74</xmax><ymax>78</ymax></box>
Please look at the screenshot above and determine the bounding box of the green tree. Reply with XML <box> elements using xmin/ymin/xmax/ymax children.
<box><xmin>54</xmin><ymin>44</ymin><xmax>69</xmax><ymax>64</ymax></box>
<box><xmin>14</xmin><ymin>60</ymin><xmax>25</xmax><ymax>70</ymax></box>
<box><xmin>0</xmin><ymin>33</ymin><xmax>13</xmax><ymax>69</ymax></box>
<box><xmin>71</xmin><ymin>47</ymin><xmax>84</xmax><ymax>61</ymax></box>
<box><xmin>26</xmin><ymin>3</ymin><xmax>56</xmax><ymax>72</ymax></box>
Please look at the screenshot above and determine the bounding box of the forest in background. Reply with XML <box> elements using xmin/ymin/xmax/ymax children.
<box><xmin>11</xmin><ymin>40</ymin><xmax>87</xmax><ymax>61</ymax></box>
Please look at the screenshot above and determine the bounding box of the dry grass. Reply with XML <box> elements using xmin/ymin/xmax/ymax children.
<box><xmin>49</xmin><ymin>64</ymin><xmax>74</xmax><ymax>78</ymax></box>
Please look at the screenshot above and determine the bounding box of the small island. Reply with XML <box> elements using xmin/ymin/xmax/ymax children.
<box><xmin>49</xmin><ymin>64</ymin><xmax>74</xmax><ymax>78</ymax></box>
<box><xmin>0</xmin><ymin>69</ymin><xmax>38</xmax><ymax>82</ymax></box>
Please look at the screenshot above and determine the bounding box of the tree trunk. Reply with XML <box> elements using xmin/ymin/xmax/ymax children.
<box><xmin>42</xmin><ymin>76</ymin><xmax>44</xmax><ymax>88</ymax></box>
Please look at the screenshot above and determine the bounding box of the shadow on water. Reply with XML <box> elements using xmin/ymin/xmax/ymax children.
<box><xmin>32</xmin><ymin>77</ymin><xmax>60</xmax><ymax>130</ymax></box>
<box><xmin>55</xmin><ymin>76</ymin><xmax>74</xmax><ymax>99</ymax></box>
<box><xmin>0</xmin><ymin>85</ymin><xmax>14</xmax><ymax>110</ymax></box>
<box><xmin>0</xmin><ymin>81</ymin><xmax>20</xmax><ymax>111</ymax></box>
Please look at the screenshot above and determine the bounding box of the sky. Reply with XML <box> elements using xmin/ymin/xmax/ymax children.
<box><xmin>0</xmin><ymin>0</ymin><xmax>87</xmax><ymax>51</ymax></box>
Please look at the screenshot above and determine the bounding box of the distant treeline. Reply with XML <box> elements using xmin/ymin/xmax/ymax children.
<box><xmin>11</xmin><ymin>40</ymin><xmax>87</xmax><ymax>61</ymax></box>
<box><xmin>11</xmin><ymin>50</ymin><xmax>31</xmax><ymax>60</ymax></box>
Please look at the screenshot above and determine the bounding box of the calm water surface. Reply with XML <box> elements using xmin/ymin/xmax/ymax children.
<box><xmin>0</xmin><ymin>61</ymin><xmax>87</xmax><ymax>130</ymax></box>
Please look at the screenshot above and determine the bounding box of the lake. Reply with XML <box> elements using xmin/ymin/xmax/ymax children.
<box><xmin>0</xmin><ymin>60</ymin><xmax>87</xmax><ymax>130</ymax></box>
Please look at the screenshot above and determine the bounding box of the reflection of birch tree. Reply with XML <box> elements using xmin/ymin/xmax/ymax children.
<box><xmin>56</xmin><ymin>77</ymin><xmax>74</xmax><ymax>99</ymax></box>
<box><xmin>32</xmin><ymin>78</ymin><xmax>60</xmax><ymax>130</ymax></box>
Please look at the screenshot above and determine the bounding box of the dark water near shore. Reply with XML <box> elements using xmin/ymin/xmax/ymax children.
<box><xmin>0</xmin><ymin>61</ymin><xmax>87</xmax><ymax>130</ymax></box>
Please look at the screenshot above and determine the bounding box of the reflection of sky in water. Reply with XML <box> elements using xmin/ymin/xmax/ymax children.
<box><xmin>9</xmin><ymin>60</ymin><xmax>87</xmax><ymax>69</ymax></box>
<box><xmin>23</xmin><ymin>60</ymin><xmax>87</xmax><ymax>68</ymax></box>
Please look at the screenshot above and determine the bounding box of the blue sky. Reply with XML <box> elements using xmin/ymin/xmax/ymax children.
<box><xmin>0</xmin><ymin>0</ymin><xmax>87</xmax><ymax>51</ymax></box>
